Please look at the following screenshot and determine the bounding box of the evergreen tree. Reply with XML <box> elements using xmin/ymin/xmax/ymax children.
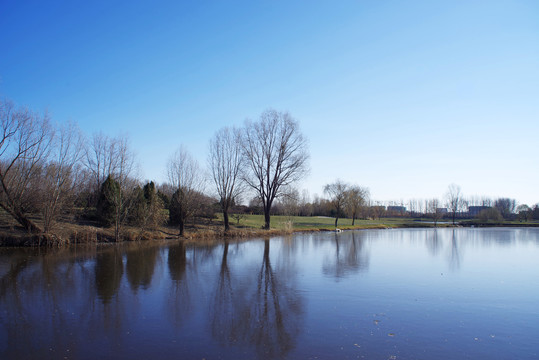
<box><xmin>97</xmin><ymin>175</ymin><xmax>120</xmax><ymax>227</ymax></box>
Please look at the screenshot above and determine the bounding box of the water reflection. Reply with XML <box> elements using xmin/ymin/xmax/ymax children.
<box><xmin>243</xmin><ymin>239</ymin><xmax>303</xmax><ymax>357</ymax></box>
<box><xmin>449</xmin><ymin>229</ymin><xmax>461</xmax><ymax>270</ymax></box>
<box><xmin>323</xmin><ymin>231</ymin><xmax>369</xmax><ymax>279</ymax></box>
<box><xmin>126</xmin><ymin>246</ymin><xmax>158</xmax><ymax>291</ymax></box>
<box><xmin>95</xmin><ymin>249</ymin><xmax>123</xmax><ymax>304</ymax></box>
<box><xmin>167</xmin><ymin>241</ymin><xmax>194</xmax><ymax>328</ymax></box>
<box><xmin>208</xmin><ymin>239</ymin><xmax>304</xmax><ymax>358</ymax></box>
<box><xmin>1</xmin><ymin>229</ymin><xmax>538</xmax><ymax>360</ymax></box>
<box><xmin>425</xmin><ymin>229</ymin><xmax>442</xmax><ymax>256</ymax></box>
<box><xmin>210</xmin><ymin>241</ymin><xmax>241</xmax><ymax>345</ymax></box>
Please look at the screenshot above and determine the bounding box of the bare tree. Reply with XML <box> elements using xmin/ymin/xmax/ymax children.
<box><xmin>494</xmin><ymin>198</ymin><xmax>517</xmax><ymax>220</ymax></box>
<box><xmin>90</xmin><ymin>134</ymin><xmax>138</xmax><ymax>241</ymax></box>
<box><xmin>0</xmin><ymin>99</ymin><xmax>54</xmax><ymax>233</ymax></box>
<box><xmin>167</xmin><ymin>146</ymin><xmax>204</xmax><ymax>236</ymax></box>
<box><xmin>278</xmin><ymin>186</ymin><xmax>300</xmax><ymax>217</ymax></box>
<box><xmin>445</xmin><ymin>184</ymin><xmax>465</xmax><ymax>225</ymax></box>
<box><xmin>324</xmin><ymin>180</ymin><xmax>349</xmax><ymax>227</ymax></box>
<box><xmin>345</xmin><ymin>185</ymin><xmax>369</xmax><ymax>225</ymax></box>
<box><xmin>242</xmin><ymin>109</ymin><xmax>309</xmax><ymax>229</ymax></box>
<box><xmin>208</xmin><ymin>126</ymin><xmax>243</xmax><ymax>232</ymax></box>
<box><xmin>84</xmin><ymin>132</ymin><xmax>126</xmax><ymax>199</ymax></box>
<box><xmin>41</xmin><ymin>121</ymin><xmax>85</xmax><ymax>232</ymax></box>
<box><xmin>427</xmin><ymin>198</ymin><xmax>444</xmax><ymax>227</ymax></box>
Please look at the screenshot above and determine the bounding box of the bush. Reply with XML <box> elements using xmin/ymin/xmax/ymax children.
<box><xmin>477</xmin><ymin>207</ymin><xmax>503</xmax><ymax>223</ymax></box>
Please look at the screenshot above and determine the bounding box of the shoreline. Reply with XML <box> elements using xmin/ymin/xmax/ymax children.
<box><xmin>1</xmin><ymin>220</ymin><xmax>538</xmax><ymax>248</ymax></box>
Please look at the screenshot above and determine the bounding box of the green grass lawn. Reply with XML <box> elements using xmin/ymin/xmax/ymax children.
<box><xmin>225</xmin><ymin>214</ymin><xmax>437</xmax><ymax>230</ymax></box>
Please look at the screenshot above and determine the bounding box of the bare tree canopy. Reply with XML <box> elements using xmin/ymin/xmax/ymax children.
<box><xmin>86</xmin><ymin>133</ymin><xmax>138</xmax><ymax>241</ymax></box>
<box><xmin>345</xmin><ymin>185</ymin><xmax>369</xmax><ymax>225</ymax></box>
<box><xmin>426</xmin><ymin>198</ymin><xmax>443</xmax><ymax>227</ymax></box>
<box><xmin>494</xmin><ymin>198</ymin><xmax>517</xmax><ymax>219</ymax></box>
<box><xmin>41</xmin><ymin>121</ymin><xmax>85</xmax><ymax>232</ymax></box>
<box><xmin>84</xmin><ymin>132</ymin><xmax>135</xmax><ymax>196</ymax></box>
<box><xmin>445</xmin><ymin>184</ymin><xmax>466</xmax><ymax>225</ymax></box>
<box><xmin>167</xmin><ymin>145</ymin><xmax>205</xmax><ymax>236</ymax></box>
<box><xmin>208</xmin><ymin>126</ymin><xmax>243</xmax><ymax>231</ymax></box>
<box><xmin>324</xmin><ymin>179</ymin><xmax>349</xmax><ymax>227</ymax></box>
<box><xmin>242</xmin><ymin>109</ymin><xmax>309</xmax><ymax>229</ymax></box>
<box><xmin>0</xmin><ymin>99</ymin><xmax>54</xmax><ymax>233</ymax></box>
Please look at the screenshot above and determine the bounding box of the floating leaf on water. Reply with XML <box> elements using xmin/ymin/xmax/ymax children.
<box><xmin>388</xmin><ymin>333</ymin><xmax>395</xmax><ymax>337</ymax></box>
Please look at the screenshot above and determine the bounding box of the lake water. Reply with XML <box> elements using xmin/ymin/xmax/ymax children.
<box><xmin>1</xmin><ymin>228</ymin><xmax>538</xmax><ymax>359</ymax></box>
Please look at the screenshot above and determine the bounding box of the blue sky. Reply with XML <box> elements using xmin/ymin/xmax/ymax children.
<box><xmin>1</xmin><ymin>0</ymin><xmax>538</xmax><ymax>205</ymax></box>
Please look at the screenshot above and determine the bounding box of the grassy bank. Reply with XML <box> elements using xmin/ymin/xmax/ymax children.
<box><xmin>1</xmin><ymin>213</ymin><xmax>538</xmax><ymax>247</ymax></box>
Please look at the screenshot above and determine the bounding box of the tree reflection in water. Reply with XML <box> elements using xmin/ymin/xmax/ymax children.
<box><xmin>323</xmin><ymin>231</ymin><xmax>369</xmax><ymax>279</ymax></box>
<box><xmin>95</xmin><ymin>248</ymin><xmax>123</xmax><ymax>304</ymax></box>
<box><xmin>449</xmin><ymin>229</ymin><xmax>461</xmax><ymax>270</ymax></box>
<box><xmin>167</xmin><ymin>241</ymin><xmax>193</xmax><ymax>327</ymax></box>
<box><xmin>425</xmin><ymin>229</ymin><xmax>442</xmax><ymax>256</ymax></box>
<box><xmin>248</xmin><ymin>239</ymin><xmax>302</xmax><ymax>358</ymax></box>
<box><xmin>209</xmin><ymin>241</ymin><xmax>244</xmax><ymax>345</ymax></box>
<box><xmin>126</xmin><ymin>245</ymin><xmax>158</xmax><ymax>291</ymax></box>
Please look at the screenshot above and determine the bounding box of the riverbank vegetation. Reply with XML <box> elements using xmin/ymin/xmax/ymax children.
<box><xmin>1</xmin><ymin>97</ymin><xmax>538</xmax><ymax>246</ymax></box>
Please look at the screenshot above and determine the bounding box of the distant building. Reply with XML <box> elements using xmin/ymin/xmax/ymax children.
<box><xmin>387</xmin><ymin>206</ymin><xmax>407</xmax><ymax>213</ymax></box>
<box><xmin>436</xmin><ymin>208</ymin><xmax>448</xmax><ymax>214</ymax></box>
<box><xmin>468</xmin><ymin>206</ymin><xmax>489</xmax><ymax>217</ymax></box>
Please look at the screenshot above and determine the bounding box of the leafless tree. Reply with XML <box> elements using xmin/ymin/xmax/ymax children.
<box><xmin>0</xmin><ymin>99</ymin><xmax>54</xmax><ymax>233</ymax></box>
<box><xmin>241</xmin><ymin>109</ymin><xmax>309</xmax><ymax>229</ymax></box>
<box><xmin>41</xmin><ymin>121</ymin><xmax>85</xmax><ymax>232</ymax></box>
<box><xmin>494</xmin><ymin>198</ymin><xmax>517</xmax><ymax>219</ymax></box>
<box><xmin>208</xmin><ymin>126</ymin><xmax>243</xmax><ymax>231</ymax></box>
<box><xmin>89</xmin><ymin>134</ymin><xmax>138</xmax><ymax>241</ymax></box>
<box><xmin>278</xmin><ymin>186</ymin><xmax>300</xmax><ymax>217</ymax></box>
<box><xmin>345</xmin><ymin>185</ymin><xmax>369</xmax><ymax>225</ymax></box>
<box><xmin>109</xmin><ymin>136</ymin><xmax>138</xmax><ymax>241</ymax></box>
<box><xmin>324</xmin><ymin>180</ymin><xmax>349</xmax><ymax>227</ymax></box>
<box><xmin>84</xmin><ymin>132</ymin><xmax>129</xmax><ymax>198</ymax></box>
<box><xmin>445</xmin><ymin>184</ymin><xmax>465</xmax><ymax>225</ymax></box>
<box><xmin>427</xmin><ymin>198</ymin><xmax>444</xmax><ymax>227</ymax></box>
<box><xmin>167</xmin><ymin>146</ymin><xmax>205</xmax><ymax>236</ymax></box>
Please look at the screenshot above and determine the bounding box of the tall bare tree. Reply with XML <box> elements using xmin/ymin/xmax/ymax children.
<box><xmin>0</xmin><ymin>99</ymin><xmax>53</xmax><ymax>233</ymax></box>
<box><xmin>427</xmin><ymin>198</ymin><xmax>444</xmax><ymax>227</ymax></box>
<box><xmin>242</xmin><ymin>109</ymin><xmax>309</xmax><ymax>229</ymax></box>
<box><xmin>41</xmin><ymin>121</ymin><xmax>85</xmax><ymax>232</ymax></box>
<box><xmin>88</xmin><ymin>133</ymin><xmax>137</xmax><ymax>241</ymax></box>
<box><xmin>84</xmin><ymin>132</ymin><xmax>127</xmax><ymax>198</ymax></box>
<box><xmin>445</xmin><ymin>184</ymin><xmax>465</xmax><ymax>225</ymax></box>
<box><xmin>324</xmin><ymin>180</ymin><xmax>349</xmax><ymax>227</ymax></box>
<box><xmin>345</xmin><ymin>185</ymin><xmax>369</xmax><ymax>225</ymax></box>
<box><xmin>167</xmin><ymin>146</ymin><xmax>204</xmax><ymax>236</ymax></box>
<box><xmin>208</xmin><ymin>126</ymin><xmax>243</xmax><ymax>232</ymax></box>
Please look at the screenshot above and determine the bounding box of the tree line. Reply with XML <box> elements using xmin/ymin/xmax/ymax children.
<box><xmin>1</xmin><ymin>97</ymin><xmax>537</xmax><ymax>243</ymax></box>
<box><xmin>0</xmin><ymin>98</ymin><xmax>308</xmax><ymax>241</ymax></box>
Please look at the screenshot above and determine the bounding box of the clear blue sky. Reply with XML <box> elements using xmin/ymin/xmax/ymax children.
<box><xmin>1</xmin><ymin>0</ymin><xmax>538</xmax><ymax>205</ymax></box>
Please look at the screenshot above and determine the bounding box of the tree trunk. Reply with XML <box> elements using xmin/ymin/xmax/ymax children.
<box><xmin>0</xmin><ymin>203</ymin><xmax>43</xmax><ymax>234</ymax></box>
<box><xmin>335</xmin><ymin>216</ymin><xmax>339</xmax><ymax>228</ymax></box>
<box><xmin>222</xmin><ymin>241</ymin><xmax>229</xmax><ymax>263</ymax></box>
<box><xmin>179</xmin><ymin>218</ymin><xmax>185</xmax><ymax>237</ymax></box>
<box><xmin>352</xmin><ymin>213</ymin><xmax>356</xmax><ymax>226</ymax></box>
<box><xmin>264</xmin><ymin>208</ymin><xmax>271</xmax><ymax>230</ymax></box>
<box><xmin>223</xmin><ymin>210</ymin><xmax>230</xmax><ymax>232</ymax></box>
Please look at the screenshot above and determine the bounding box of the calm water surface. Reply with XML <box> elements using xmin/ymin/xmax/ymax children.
<box><xmin>1</xmin><ymin>228</ymin><xmax>538</xmax><ymax>359</ymax></box>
